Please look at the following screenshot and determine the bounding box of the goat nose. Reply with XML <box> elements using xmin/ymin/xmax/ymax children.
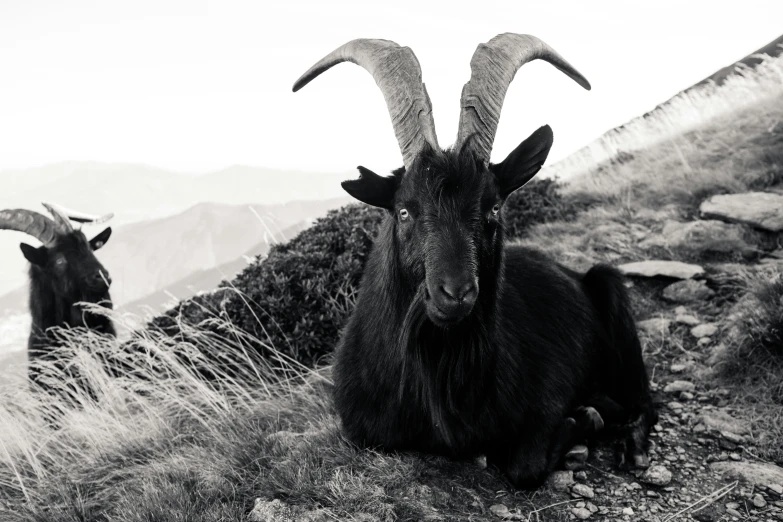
<box><xmin>440</xmin><ymin>279</ymin><xmax>477</xmax><ymax>303</ymax></box>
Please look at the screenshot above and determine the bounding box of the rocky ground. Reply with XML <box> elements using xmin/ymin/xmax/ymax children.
<box><xmin>483</xmin><ymin>192</ymin><xmax>783</xmax><ymax>521</ymax></box>
<box><xmin>247</xmin><ymin>191</ymin><xmax>783</xmax><ymax>522</ymax></box>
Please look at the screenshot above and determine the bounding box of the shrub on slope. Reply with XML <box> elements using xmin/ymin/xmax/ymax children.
<box><xmin>149</xmin><ymin>179</ymin><xmax>574</xmax><ymax>368</ymax></box>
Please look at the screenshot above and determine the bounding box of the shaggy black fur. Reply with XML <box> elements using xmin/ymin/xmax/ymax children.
<box><xmin>333</xmin><ymin>126</ymin><xmax>657</xmax><ymax>488</ymax></box>
<box><xmin>21</xmin><ymin>227</ymin><xmax>115</xmax><ymax>393</ymax></box>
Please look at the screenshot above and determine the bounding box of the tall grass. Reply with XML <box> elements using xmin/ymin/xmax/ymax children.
<box><xmin>0</xmin><ymin>303</ymin><xmax>332</xmax><ymax>520</ymax></box>
<box><xmin>546</xmin><ymin>45</ymin><xmax>783</xmax><ymax>184</ymax></box>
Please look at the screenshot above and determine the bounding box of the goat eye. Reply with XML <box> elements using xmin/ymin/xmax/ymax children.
<box><xmin>55</xmin><ymin>257</ymin><xmax>66</xmax><ymax>266</ymax></box>
<box><xmin>491</xmin><ymin>204</ymin><xmax>501</xmax><ymax>216</ymax></box>
<box><xmin>399</xmin><ymin>208</ymin><xmax>410</xmax><ymax>220</ymax></box>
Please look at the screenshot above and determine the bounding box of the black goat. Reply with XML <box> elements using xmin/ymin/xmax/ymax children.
<box><xmin>1</xmin><ymin>203</ymin><xmax>115</xmax><ymax>392</ymax></box>
<box><xmin>293</xmin><ymin>34</ymin><xmax>657</xmax><ymax>488</ymax></box>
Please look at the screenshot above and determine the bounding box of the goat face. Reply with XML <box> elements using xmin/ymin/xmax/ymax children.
<box><xmin>346</xmin><ymin>126</ymin><xmax>556</xmax><ymax>327</ymax></box>
<box><xmin>293</xmin><ymin>36</ymin><xmax>587</xmax><ymax>327</ymax></box>
<box><xmin>20</xmin><ymin>227</ymin><xmax>113</xmax><ymax>303</ymax></box>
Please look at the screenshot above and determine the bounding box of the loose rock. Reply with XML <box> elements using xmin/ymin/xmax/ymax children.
<box><xmin>662</xmin><ymin>279</ymin><xmax>715</xmax><ymax>303</ymax></box>
<box><xmin>674</xmin><ymin>314</ymin><xmax>701</xmax><ymax>326</ymax></box>
<box><xmin>572</xmin><ymin>484</ymin><xmax>595</xmax><ymax>499</ymax></box>
<box><xmin>664</xmin><ymin>380</ymin><xmax>695</xmax><ymax>393</ymax></box>
<box><xmin>640</xmin><ymin>465</ymin><xmax>673</xmax><ymax>486</ymax></box>
<box><xmin>753</xmin><ymin>493</ymin><xmax>767</xmax><ymax>508</ymax></box>
<box><xmin>700</xmin><ymin>192</ymin><xmax>783</xmax><ymax>232</ymax></box>
<box><xmin>619</xmin><ymin>260</ymin><xmax>705</xmax><ymax>279</ymax></box>
<box><xmin>711</xmin><ymin>461</ymin><xmax>783</xmax><ymax>486</ymax></box>
<box><xmin>490</xmin><ymin>504</ymin><xmax>510</xmax><ymax>518</ymax></box>
<box><xmin>638</xmin><ymin>318</ymin><xmax>672</xmax><ymax>335</ymax></box>
<box><xmin>547</xmin><ymin>470</ymin><xmax>575</xmax><ymax>492</ymax></box>
<box><xmin>249</xmin><ymin>499</ymin><xmax>295</xmax><ymax>522</ymax></box>
<box><xmin>691</xmin><ymin>323</ymin><xmax>718</xmax><ymax>338</ymax></box>
<box><xmin>571</xmin><ymin>507</ymin><xmax>592</xmax><ymax>520</ymax></box>
<box><xmin>642</xmin><ymin>219</ymin><xmax>751</xmax><ymax>254</ymax></box>
<box><xmin>698</xmin><ymin>409</ymin><xmax>751</xmax><ymax>436</ymax></box>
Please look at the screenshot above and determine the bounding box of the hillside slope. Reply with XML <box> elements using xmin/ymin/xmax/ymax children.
<box><xmin>1</xmin><ymin>55</ymin><xmax>783</xmax><ymax>522</ymax></box>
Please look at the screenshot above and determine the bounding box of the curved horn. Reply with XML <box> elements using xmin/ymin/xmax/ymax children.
<box><xmin>41</xmin><ymin>202</ymin><xmax>113</xmax><ymax>225</ymax></box>
<box><xmin>41</xmin><ymin>202</ymin><xmax>74</xmax><ymax>232</ymax></box>
<box><xmin>293</xmin><ymin>39</ymin><xmax>439</xmax><ymax>171</ymax></box>
<box><xmin>0</xmin><ymin>209</ymin><xmax>61</xmax><ymax>246</ymax></box>
<box><xmin>455</xmin><ymin>33</ymin><xmax>591</xmax><ymax>164</ymax></box>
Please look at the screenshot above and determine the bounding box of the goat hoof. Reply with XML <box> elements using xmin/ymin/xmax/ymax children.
<box><xmin>574</xmin><ymin>405</ymin><xmax>605</xmax><ymax>436</ymax></box>
<box><xmin>564</xmin><ymin>444</ymin><xmax>589</xmax><ymax>471</ymax></box>
<box><xmin>633</xmin><ymin>452</ymin><xmax>650</xmax><ymax>469</ymax></box>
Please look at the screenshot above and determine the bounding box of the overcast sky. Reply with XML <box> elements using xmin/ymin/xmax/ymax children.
<box><xmin>1</xmin><ymin>0</ymin><xmax>781</xmax><ymax>175</ymax></box>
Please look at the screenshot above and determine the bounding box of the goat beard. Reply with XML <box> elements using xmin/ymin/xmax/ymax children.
<box><xmin>395</xmin><ymin>282</ymin><xmax>493</xmax><ymax>447</ymax></box>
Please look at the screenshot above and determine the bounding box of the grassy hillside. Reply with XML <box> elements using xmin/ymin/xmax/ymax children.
<box><xmin>1</xmin><ymin>56</ymin><xmax>783</xmax><ymax>521</ymax></box>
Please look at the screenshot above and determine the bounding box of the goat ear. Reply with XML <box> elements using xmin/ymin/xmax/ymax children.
<box><xmin>20</xmin><ymin>243</ymin><xmax>47</xmax><ymax>266</ymax></box>
<box><xmin>341</xmin><ymin>166</ymin><xmax>398</xmax><ymax>210</ymax></box>
<box><xmin>89</xmin><ymin>227</ymin><xmax>112</xmax><ymax>251</ymax></box>
<box><xmin>490</xmin><ymin>125</ymin><xmax>554</xmax><ymax>197</ymax></box>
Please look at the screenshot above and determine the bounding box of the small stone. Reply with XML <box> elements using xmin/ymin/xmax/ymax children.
<box><xmin>640</xmin><ymin>465</ymin><xmax>673</xmax><ymax>486</ymax></box>
<box><xmin>711</xmin><ymin>461</ymin><xmax>783</xmax><ymax>486</ymax></box>
<box><xmin>547</xmin><ymin>470</ymin><xmax>575</xmax><ymax>492</ymax></box>
<box><xmin>638</xmin><ymin>317</ymin><xmax>672</xmax><ymax>335</ymax></box>
<box><xmin>575</xmin><ymin>471</ymin><xmax>588</xmax><ymax>481</ymax></box>
<box><xmin>699</xmin><ymin>409</ymin><xmax>751</xmax><ymax>436</ymax></box>
<box><xmin>572</xmin><ymin>483</ymin><xmax>595</xmax><ymax>499</ymax></box>
<box><xmin>698</xmin><ymin>337</ymin><xmax>712</xmax><ymax>347</ymax></box>
<box><xmin>726</xmin><ymin>502</ymin><xmax>740</xmax><ymax>509</ymax></box>
<box><xmin>670</xmin><ymin>362</ymin><xmax>688</xmax><ymax>373</ymax></box>
<box><xmin>730</xmin><ymin>453</ymin><xmax>742</xmax><ymax>461</ymax></box>
<box><xmin>681</xmin><ymin>391</ymin><xmax>694</xmax><ymax>401</ymax></box>
<box><xmin>691</xmin><ymin>323</ymin><xmax>719</xmax><ymax>338</ymax></box>
<box><xmin>249</xmin><ymin>499</ymin><xmax>294</xmax><ymax>522</ymax></box>
<box><xmin>622</xmin><ymin>507</ymin><xmax>634</xmax><ymax>516</ymax></box>
<box><xmin>490</xmin><ymin>504</ymin><xmax>510</xmax><ymax>517</ymax></box>
<box><xmin>586</xmin><ymin>503</ymin><xmax>598</xmax><ymax>513</ymax></box>
<box><xmin>722</xmin><ymin>431</ymin><xmax>744</xmax><ymax>444</ymax></box>
<box><xmin>675</xmin><ymin>314</ymin><xmax>701</xmax><ymax>326</ymax></box>
<box><xmin>662</xmin><ymin>279</ymin><xmax>715</xmax><ymax>303</ymax></box>
<box><xmin>726</xmin><ymin>507</ymin><xmax>742</xmax><ymax>517</ymax></box>
<box><xmin>719</xmin><ymin>438</ymin><xmax>738</xmax><ymax>451</ymax></box>
<box><xmin>700</xmin><ymin>192</ymin><xmax>783</xmax><ymax>232</ymax></box>
<box><xmin>769</xmin><ymin>484</ymin><xmax>783</xmax><ymax>495</ymax></box>
<box><xmin>668</xmin><ymin>401</ymin><xmax>684</xmax><ymax>410</ymax></box>
<box><xmin>754</xmin><ymin>493</ymin><xmax>768</xmax><ymax>508</ymax></box>
<box><xmin>619</xmin><ymin>260</ymin><xmax>705</xmax><ymax>279</ymax></box>
<box><xmin>664</xmin><ymin>380</ymin><xmax>695</xmax><ymax>393</ymax></box>
<box><xmin>571</xmin><ymin>507</ymin><xmax>592</xmax><ymax>520</ymax></box>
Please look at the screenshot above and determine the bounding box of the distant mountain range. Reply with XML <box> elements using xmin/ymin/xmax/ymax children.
<box><xmin>118</xmin><ymin>219</ymin><xmax>311</xmax><ymax>321</ymax></box>
<box><xmin>0</xmin><ymin>161</ymin><xmax>354</xmax><ymax>298</ymax></box>
<box><xmin>0</xmin><ymin>197</ymin><xmax>350</xmax><ymax>317</ymax></box>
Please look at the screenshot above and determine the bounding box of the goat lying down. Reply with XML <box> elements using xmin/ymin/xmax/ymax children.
<box><xmin>294</xmin><ymin>33</ymin><xmax>657</xmax><ymax>488</ymax></box>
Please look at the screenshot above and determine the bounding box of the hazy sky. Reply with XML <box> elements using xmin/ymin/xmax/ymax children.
<box><xmin>1</xmin><ymin>0</ymin><xmax>781</xmax><ymax>175</ymax></box>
